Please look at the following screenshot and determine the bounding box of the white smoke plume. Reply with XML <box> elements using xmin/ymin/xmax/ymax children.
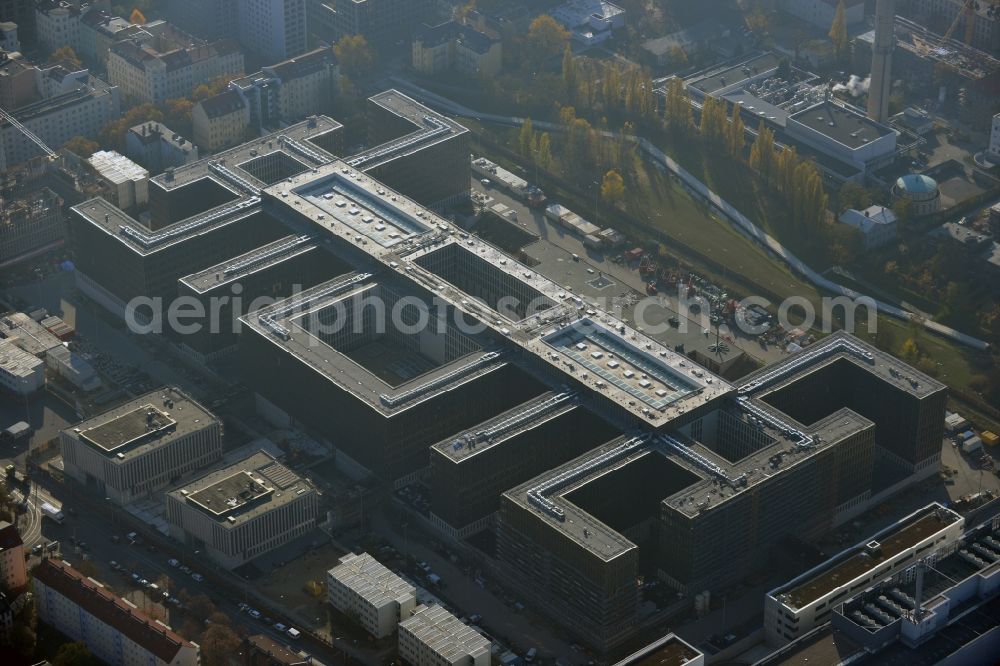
<box><xmin>832</xmin><ymin>75</ymin><xmax>871</xmax><ymax>97</ymax></box>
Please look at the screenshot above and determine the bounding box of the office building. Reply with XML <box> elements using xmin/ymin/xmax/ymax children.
<box><xmin>167</xmin><ymin>0</ymin><xmax>238</xmax><ymax>41</ymax></box>
<box><xmin>60</xmin><ymin>387</ymin><xmax>223</xmax><ymax>505</ymax></box>
<box><xmin>126</xmin><ymin>122</ymin><xmax>199</xmax><ymax>174</ymax></box>
<box><xmin>87</xmin><ymin>151</ymin><xmax>148</xmax><ymax>211</ymax></box>
<box><xmin>0</xmin><ymin>0</ymin><xmax>33</xmax><ymax>46</ymax></box>
<box><xmin>988</xmin><ymin>111</ymin><xmax>1000</xmax><ymax>162</ymax></box>
<box><xmin>192</xmin><ymin>89</ymin><xmax>250</xmax><ymax>152</ymax></box>
<box><xmin>552</xmin><ymin>0</ymin><xmax>626</xmax><ymax>46</ymax></box>
<box><xmin>0</xmin><ymin>51</ymin><xmax>35</xmax><ymax>110</ymax></box>
<box><xmin>778</xmin><ymin>0</ymin><xmax>865</xmax><ymax>31</ymax></box>
<box><xmin>0</xmin><ymin>188</ymin><xmax>65</xmax><ymax>267</ymax></box>
<box><xmin>614</xmin><ymin>633</ymin><xmax>704</xmax><ymax>666</ymax></box>
<box><xmin>398</xmin><ymin>604</ymin><xmax>490</xmax><ymax>666</ymax></box>
<box><xmin>838</xmin><ymin>205</ymin><xmax>898</xmax><ymax>250</ymax></box>
<box><xmin>412</xmin><ymin>21</ymin><xmax>502</xmax><ymax>78</ymax></box>
<box><xmin>429</xmin><ymin>392</ymin><xmax>619</xmax><ymax>537</ymax></box>
<box><xmin>315</xmin><ymin>0</ymin><xmax>430</xmax><ymax>46</ymax></box>
<box><xmin>0</xmin><ymin>521</ymin><xmax>27</xmax><ymax>591</ymax></box>
<box><xmin>765</xmin><ymin>503</ymin><xmax>964</xmax><ymax>643</ymax></box>
<box><xmin>34</xmin><ymin>559</ymin><xmax>199</xmax><ymax>666</ymax></box>
<box><xmin>166</xmin><ymin>450</ymin><xmax>318</xmax><ymax>569</ymax></box>
<box><xmin>107</xmin><ymin>28</ymin><xmax>244</xmax><ymax>104</ymax></box>
<box><xmin>228</xmin><ymin>48</ymin><xmax>339</xmax><ymax>133</ymax></box>
<box><xmin>327</xmin><ymin>552</ymin><xmax>416</xmax><ymax>639</ymax></box>
<box><xmin>238</xmin><ymin>0</ymin><xmax>307</xmax><ymax>63</ymax></box>
<box><xmin>0</xmin><ymin>65</ymin><xmax>119</xmax><ymax>168</ymax></box>
<box><xmin>0</xmin><ymin>338</ymin><xmax>44</xmax><ymax>395</ymax></box>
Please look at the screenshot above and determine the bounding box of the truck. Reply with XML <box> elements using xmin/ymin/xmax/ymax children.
<box><xmin>41</xmin><ymin>502</ymin><xmax>65</xmax><ymax>524</ymax></box>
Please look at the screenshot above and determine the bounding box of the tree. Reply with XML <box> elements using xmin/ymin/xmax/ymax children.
<box><xmin>525</xmin><ymin>15</ymin><xmax>570</xmax><ymax>66</ymax></box>
<box><xmin>728</xmin><ymin>103</ymin><xmax>745</xmax><ymax>159</ymax></box>
<box><xmin>518</xmin><ymin>118</ymin><xmax>535</xmax><ymax>159</ymax></box>
<box><xmin>334</xmin><ymin>35</ymin><xmax>375</xmax><ymax>79</ymax></box>
<box><xmin>536</xmin><ymin>132</ymin><xmax>552</xmax><ymax>170</ymax></box>
<box><xmin>163</xmin><ymin>97</ymin><xmax>194</xmax><ymax>135</ymax></box>
<box><xmin>48</xmin><ymin>45</ymin><xmax>81</xmax><ymax>67</ymax></box>
<box><xmin>62</xmin><ymin>136</ymin><xmax>99</xmax><ymax>158</ymax></box>
<box><xmin>829</xmin><ymin>1</ymin><xmax>848</xmax><ymax>62</ymax></box>
<box><xmin>130</xmin><ymin>8</ymin><xmax>147</xmax><ymax>25</ymax></box>
<box><xmin>53</xmin><ymin>642</ymin><xmax>101</xmax><ymax>666</ymax></box>
<box><xmin>561</xmin><ymin>46</ymin><xmax>577</xmax><ymax>101</ymax></box>
<box><xmin>836</xmin><ymin>181</ymin><xmax>872</xmax><ymax>213</ymax></box>
<box><xmin>663</xmin><ymin>77</ymin><xmax>693</xmax><ymax>134</ymax></box>
<box><xmin>601</xmin><ymin>170</ymin><xmax>625</xmax><ymax>203</ymax></box>
<box><xmin>900</xmin><ymin>337</ymin><xmax>919</xmax><ymax>362</ymax></box>
<box><xmin>200</xmin><ymin>623</ymin><xmax>242</xmax><ymax>666</ymax></box>
<box><xmin>749</xmin><ymin>121</ymin><xmax>776</xmax><ymax>184</ymax></box>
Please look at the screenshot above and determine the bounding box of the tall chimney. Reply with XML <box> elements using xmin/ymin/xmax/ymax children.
<box><xmin>868</xmin><ymin>0</ymin><xmax>894</xmax><ymax>124</ymax></box>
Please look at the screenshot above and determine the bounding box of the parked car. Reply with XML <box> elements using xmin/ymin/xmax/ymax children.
<box><xmin>274</xmin><ymin>623</ymin><xmax>287</xmax><ymax>632</ymax></box>
<box><xmin>191</xmin><ymin>573</ymin><xmax>204</xmax><ymax>582</ymax></box>
<box><xmin>167</xmin><ymin>559</ymin><xmax>179</xmax><ymax>567</ymax></box>
<box><xmin>248</xmin><ymin>609</ymin><xmax>261</xmax><ymax>620</ymax></box>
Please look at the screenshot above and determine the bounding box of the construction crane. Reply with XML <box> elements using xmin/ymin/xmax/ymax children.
<box><xmin>0</xmin><ymin>107</ymin><xmax>57</xmax><ymax>159</ymax></box>
<box><xmin>943</xmin><ymin>0</ymin><xmax>1000</xmax><ymax>45</ymax></box>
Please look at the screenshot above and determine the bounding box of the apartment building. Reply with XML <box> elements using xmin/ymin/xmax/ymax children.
<box><xmin>327</xmin><ymin>552</ymin><xmax>416</xmax><ymax>639</ymax></box>
<box><xmin>34</xmin><ymin>0</ymin><xmax>83</xmax><ymax>54</ymax></box>
<box><xmin>229</xmin><ymin>47</ymin><xmax>338</xmax><ymax>132</ymax></box>
<box><xmin>34</xmin><ymin>559</ymin><xmax>199</xmax><ymax>666</ymax></box>
<box><xmin>192</xmin><ymin>89</ymin><xmax>249</xmax><ymax>152</ymax></box>
<box><xmin>126</xmin><ymin>122</ymin><xmax>198</xmax><ymax>174</ymax></box>
<box><xmin>60</xmin><ymin>387</ymin><xmax>223</xmax><ymax>505</ymax></box>
<box><xmin>398</xmin><ymin>604</ymin><xmax>490</xmax><ymax>666</ymax></box>
<box><xmin>412</xmin><ymin>21</ymin><xmax>502</xmax><ymax>78</ymax></box>
<box><xmin>0</xmin><ymin>521</ymin><xmax>27</xmax><ymax>592</ymax></box>
<box><xmin>0</xmin><ymin>188</ymin><xmax>64</xmax><ymax>266</ymax></box>
<box><xmin>316</xmin><ymin>0</ymin><xmax>431</xmax><ymax>45</ymax></box>
<box><xmin>167</xmin><ymin>0</ymin><xmax>238</xmax><ymax>41</ymax></box>
<box><xmin>238</xmin><ymin>0</ymin><xmax>308</xmax><ymax>63</ymax></box>
<box><xmin>0</xmin><ymin>0</ymin><xmax>34</xmax><ymax>45</ymax></box>
<box><xmin>165</xmin><ymin>450</ymin><xmax>319</xmax><ymax>569</ymax></box>
<box><xmin>107</xmin><ymin>31</ymin><xmax>244</xmax><ymax>104</ymax></box>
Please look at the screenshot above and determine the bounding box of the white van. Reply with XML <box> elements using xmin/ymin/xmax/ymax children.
<box><xmin>286</xmin><ymin>627</ymin><xmax>301</xmax><ymax>640</ymax></box>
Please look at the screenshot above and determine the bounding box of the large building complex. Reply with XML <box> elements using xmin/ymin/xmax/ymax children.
<box><xmin>67</xmin><ymin>90</ymin><xmax>950</xmax><ymax>654</ymax></box>
<box><xmin>34</xmin><ymin>559</ymin><xmax>199</xmax><ymax>666</ymax></box>
<box><xmin>327</xmin><ymin>552</ymin><xmax>417</xmax><ymax>639</ymax></box>
<box><xmin>398</xmin><ymin>604</ymin><xmax>490</xmax><ymax>666</ymax></box>
<box><xmin>166</xmin><ymin>450</ymin><xmax>319</xmax><ymax>568</ymax></box>
<box><xmin>60</xmin><ymin>387</ymin><xmax>223</xmax><ymax>505</ymax></box>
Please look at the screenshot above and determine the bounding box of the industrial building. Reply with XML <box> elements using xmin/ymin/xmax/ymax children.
<box><xmin>327</xmin><ymin>552</ymin><xmax>416</xmax><ymax>639</ymax></box>
<box><xmin>764</xmin><ymin>503</ymin><xmax>964</xmax><ymax>643</ymax></box>
<box><xmin>397</xmin><ymin>604</ymin><xmax>490</xmax><ymax>666</ymax></box>
<box><xmin>34</xmin><ymin>559</ymin><xmax>199</xmax><ymax>666</ymax></box>
<box><xmin>165</xmin><ymin>450</ymin><xmax>319</xmax><ymax>569</ymax></box>
<box><xmin>0</xmin><ymin>336</ymin><xmax>44</xmax><ymax>395</ymax></box>
<box><xmin>60</xmin><ymin>387</ymin><xmax>223</xmax><ymax>505</ymax></box>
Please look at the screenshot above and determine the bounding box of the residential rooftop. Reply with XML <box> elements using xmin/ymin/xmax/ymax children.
<box><xmin>170</xmin><ymin>450</ymin><xmax>314</xmax><ymax>527</ymax></box>
<box><xmin>67</xmin><ymin>387</ymin><xmax>218</xmax><ymax>462</ymax></box>
<box><xmin>328</xmin><ymin>552</ymin><xmax>415</xmax><ymax>609</ymax></box>
<box><xmin>400</xmin><ymin>604</ymin><xmax>490</xmax><ymax>661</ymax></box>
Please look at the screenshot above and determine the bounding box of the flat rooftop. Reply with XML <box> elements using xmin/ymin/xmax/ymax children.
<box><xmin>171</xmin><ymin>450</ymin><xmax>313</xmax><ymax>527</ymax></box>
<box><xmin>685</xmin><ymin>52</ymin><xmax>781</xmax><ymax>95</ymax></box>
<box><xmin>789</xmin><ymin>101</ymin><xmax>895</xmax><ymax>149</ymax></box>
<box><xmin>347</xmin><ymin>90</ymin><xmax>467</xmax><ymax>171</ymax></box>
<box><xmin>434</xmin><ymin>391</ymin><xmax>578</xmax><ymax>462</ymax></box>
<box><xmin>152</xmin><ymin>117</ymin><xmax>341</xmax><ymax>191</ymax></box>
<box><xmin>329</xmin><ymin>552</ymin><xmax>414</xmax><ymax>608</ymax></box>
<box><xmin>780</xmin><ymin>504</ymin><xmax>961</xmax><ymax>609</ymax></box>
<box><xmin>614</xmin><ymin>632</ymin><xmax>703</xmax><ymax>666</ymax></box>
<box><xmin>69</xmin><ymin>387</ymin><xmax>217</xmax><ymax>462</ymax></box>
<box><xmin>739</xmin><ymin>332</ymin><xmax>944</xmax><ymax>400</ymax></box>
<box><xmin>180</xmin><ymin>234</ymin><xmax>319</xmax><ymax>293</ymax></box>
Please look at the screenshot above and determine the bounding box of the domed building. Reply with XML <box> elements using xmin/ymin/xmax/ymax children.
<box><xmin>893</xmin><ymin>174</ymin><xmax>940</xmax><ymax>216</ymax></box>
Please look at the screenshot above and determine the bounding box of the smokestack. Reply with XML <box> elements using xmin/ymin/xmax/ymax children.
<box><xmin>868</xmin><ymin>0</ymin><xmax>894</xmax><ymax>124</ymax></box>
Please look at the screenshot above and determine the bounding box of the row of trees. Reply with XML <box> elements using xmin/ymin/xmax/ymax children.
<box><xmin>561</xmin><ymin>49</ymin><xmax>656</xmax><ymax>121</ymax></box>
<box><xmin>749</xmin><ymin>123</ymin><xmax>828</xmax><ymax>231</ymax></box>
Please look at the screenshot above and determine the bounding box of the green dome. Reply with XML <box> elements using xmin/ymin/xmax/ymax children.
<box><xmin>895</xmin><ymin>174</ymin><xmax>937</xmax><ymax>194</ymax></box>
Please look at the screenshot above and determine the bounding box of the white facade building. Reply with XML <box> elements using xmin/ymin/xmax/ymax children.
<box><xmin>764</xmin><ymin>503</ymin><xmax>963</xmax><ymax>644</ymax></box>
<box><xmin>165</xmin><ymin>450</ymin><xmax>319</xmax><ymax>569</ymax></box>
<box><xmin>60</xmin><ymin>387</ymin><xmax>223</xmax><ymax>505</ymax></box>
<box><xmin>34</xmin><ymin>559</ymin><xmax>199</xmax><ymax>666</ymax></box>
<box><xmin>88</xmin><ymin>151</ymin><xmax>149</xmax><ymax>211</ymax></box>
<box><xmin>786</xmin><ymin>100</ymin><xmax>898</xmax><ymax>174</ymax></box>
<box><xmin>327</xmin><ymin>552</ymin><xmax>416</xmax><ymax>639</ymax></box>
<box><xmin>238</xmin><ymin>0</ymin><xmax>308</xmax><ymax>63</ymax></box>
<box><xmin>0</xmin><ymin>338</ymin><xmax>45</xmax><ymax>395</ymax></box>
<box><xmin>838</xmin><ymin>205</ymin><xmax>898</xmax><ymax>250</ymax></box>
<box><xmin>988</xmin><ymin>112</ymin><xmax>1000</xmax><ymax>162</ymax></box>
<box><xmin>34</xmin><ymin>1</ymin><xmax>83</xmax><ymax>54</ymax></box>
<box><xmin>552</xmin><ymin>0</ymin><xmax>625</xmax><ymax>45</ymax></box>
<box><xmin>398</xmin><ymin>604</ymin><xmax>490</xmax><ymax>666</ymax></box>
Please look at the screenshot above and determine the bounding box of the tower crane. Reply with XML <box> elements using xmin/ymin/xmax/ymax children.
<box><xmin>943</xmin><ymin>0</ymin><xmax>1000</xmax><ymax>46</ymax></box>
<box><xmin>0</xmin><ymin>107</ymin><xmax>57</xmax><ymax>159</ymax></box>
